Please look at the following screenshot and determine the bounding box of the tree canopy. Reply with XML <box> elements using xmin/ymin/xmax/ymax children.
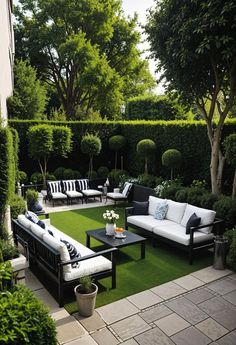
<box><xmin>7</xmin><ymin>59</ymin><xmax>47</xmax><ymax>119</ymax></box>
<box><xmin>14</xmin><ymin>0</ymin><xmax>155</xmax><ymax>120</ymax></box>
<box><xmin>146</xmin><ymin>0</ymin><xmax>236</xmax><ymax>194</ymax></box>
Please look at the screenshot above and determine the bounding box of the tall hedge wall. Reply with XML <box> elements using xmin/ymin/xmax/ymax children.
<box><xmin>9</xmin><ymin>119</ymin><xmax>236</xmax><ymax>185</ymax></box>
<box><xmin>0</xmin><ymin>127</ymin><xmax>16</xmax><ymax>227</ymax></box>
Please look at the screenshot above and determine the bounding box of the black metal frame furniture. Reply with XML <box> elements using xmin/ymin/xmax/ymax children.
<box><xmin>61</xmin><ymin>179</ymin><xmax>83</xmax><ymax>204</ymax></box>
<box><xmin>46</xmin><ymin>180</ymin><xmax>68</xmax><ymax>206</ymax></box>
<box><xmin>106</xmin><ymin>182</ymin><xmax>133</xmax><ymax>205</ymax></box>
<box><xmin>125</xmin><ymin>206</ymin><xmax>223</xmax><ymax>264</ymax></box>
<box><xmin>12</xmin><ymin>216</ymin><xmax>117</xmax><ymax>307</ymax></box>
<box><xmin>76</xmin><ymin>179</ymin><xmax>102</xmax><ymax>203</ymax></box>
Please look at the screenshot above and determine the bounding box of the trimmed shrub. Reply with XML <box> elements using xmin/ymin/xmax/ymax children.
<box><xmin>0</xmin><ymin>238</ymin><xmax>19</xmax><ymax>261</ymax></box>
<box><xmin>81</xmin><ymin>133</ymin><xmax>102</xmax><ymax>179</ymax></box>
<box><xmin>137</xmin><ymin>174</ymin><xmax>156</xmax><ymax>188</ymax></box>
<box><xmin>109</xmin><ymin>169</ymin><xmax>129</xmax><ymax>185</ymax></box>
<box><xmin>18</xmin><ymin>170</ymin><xmax>28</xmax><ymax>184</ymax></box>
<box><xmin>200</xmin><ymin>192</ymin><xmax>219</xmax><ymax>209</ymax></box>
<box><xmin>224</xmin><ymin>228</ymin><xmax>236</xmax><ymax>271</ymax></box>
<box><xmin>86</xmin><ymin>170</ymin><xmax>97</xmax><ymax>180</ymax></box>
<box><xmin>136</xmin><ymin>139</ymin><xmax>156</xmax><ymax>175</ymax></box>
<box><xmin>9</xmin><ymin>194</ymin><xmax>26</xmax><ymax>219</ymax></box>
<box><xmin>175</xmin><ymin>187</ymin><xmax>190</xmax><ymax>202</ymax></box>
<box><xmin>0</xmin><ymin>284</ymin><xmax>57</xmax><ymax>344</ymax></box>
<box><xmin>186</xmin><ymin>186</ymin><xmax>206</xmax><ymax>207</ymax></box>
<box><xmin>63</xmin><ymin>169</ymin><xmax>81</xmax><ymax>180</ymax></box>
<box><xmin>213</xmin><ymin>196</ymin><xmax>236</xmax><ymax>229</ymax></box>
<box><xmin>162</xmin><ymin>149</ymin><xmax>182</xmax><ymax>179</ymax></box>
<box><xmin>26</xmin><ymin>189</ymin><xmax>38</xmax><ymax>210</ymax></box>
<box><xmin>53</xmin><ymin>167</ymin><xmax>65</xmax><ymax>179</ymax></box>
<box><xmin>97</xmin><ymin>166</ymin><xmax>109</xmax><ymax>178</ymax></box>
<box><xmin>109</xmin><ymin>135</ymin><xmax>126</xmax><ymax>170</ymax></box>
<box><xmin>161</xmin><ymin>180</ymin><xmax>182</xmax><ymax>200</ymax></box>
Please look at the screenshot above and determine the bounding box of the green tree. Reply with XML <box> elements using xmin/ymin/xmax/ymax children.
<box><xmin>224</xmin><ymin>134</ymin><xmax>236</xmax><ymax>198</ymax></box>
<box><xmin>28</xmin><ymin>125</ymin><xmax>72</xmax><ymax>187</ymax></box>
<box><xmin>136</xmin><ymin>139</ymin><xmax>156</xmax><ymax>175</ymax></box>
<box><xmin>146</xmin><ymin>0</ymin><xmax>236</xmax><ymax>195</ymax></box>
<box><xmin>7</xmin><ymin>60</ymin><xmax>47</xmax><ymax>119</ymax></box>
<box><xmin>162</xmin><ymin>149</ymin><xmax>182</xmax><ymax>180</ymax></box>
<box><xmin>14</xmin><ymin>0</ymin><xmax>154</xmax><ymax>119</ymax></box>
<box><xmin>109</xmin><ymin>135</ymin><xmax>126</xmax><ymax>170</ymax></box>
<box><xmin>81</xmin><ymin>134</ymin><xmax>102</xmax><ymax>179</ymax></box>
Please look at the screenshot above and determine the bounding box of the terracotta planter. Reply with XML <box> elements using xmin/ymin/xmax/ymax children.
<box><xmin>74</xmin><ymin>283</ymin><xmax>98</xmax><ymax>317</ymax></box>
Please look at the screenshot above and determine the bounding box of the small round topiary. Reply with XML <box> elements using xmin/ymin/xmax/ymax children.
<box><xmin>162</xmin><ymin>149</ymin><xmax>182</xmax><ymax>179</ymax></box>
<box><xmin>109</xmin><ymin>135</ymin><xmax>126</xmax><ymax>170</ymax></box>
<box><xmin>136</xmin><ymin>139</ymin><xmax>156</xmax><ymax>174</ymax></box>
<box><xmin>97</xmin><ymin>166</ymin><xmax>109</xmax><ymax>178</ymax></box>
<box><xmin>53</xmin><ymin>166</ymin><xmax>66</xmax><ymax>179</ymax></box>
<box><xmin>81</xmin><ymin>134</ymin><xmax>102</xmax><ymax>179</ymax></box>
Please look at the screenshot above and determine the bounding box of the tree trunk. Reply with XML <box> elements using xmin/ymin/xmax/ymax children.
<box><xmin>232</xmin><ymin>169</ymin><xmax>236</xmax><ymax>198</ymax></box>
<box><xmin>115</xmin><ymin>152</ymin><xmax>117</xmax><ymax>171</ymax></box>
<box><xmin>144</xmin><ymin>157</ymin><xmax>148</xmax><ymax>175</ymax></box>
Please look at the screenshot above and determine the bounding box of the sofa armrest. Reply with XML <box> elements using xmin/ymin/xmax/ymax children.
<box><xmin>189</xmin><ymin>218</ymin><xmax>224</xmax><ymax>247</ymax></box>
<box><xmin>125</xmin><ymin>207</ymin><xmax>134</xmax><ymax>229</ymax></box>
<box><xmin>59</xmin><ymin>247</ymin><xmax>118</xmax><ymax>266</ymax></box>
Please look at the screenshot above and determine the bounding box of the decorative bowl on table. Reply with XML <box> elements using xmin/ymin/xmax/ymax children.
<box><xmin>115</xmin><ymin>227</ymin><xmax>126</xmax><ymax>238</ymax></box>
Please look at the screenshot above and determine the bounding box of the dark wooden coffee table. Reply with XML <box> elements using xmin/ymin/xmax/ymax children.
<box><xmin>86</xmin><ymin>228</ymin><xmax>146</xmax><ymax>259</ymax></box>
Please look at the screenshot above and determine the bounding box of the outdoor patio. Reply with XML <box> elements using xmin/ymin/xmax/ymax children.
<box><xmin>23</xmin><ymin>201</ymin><xmax>236</xmax><ymax>345</ymax></box>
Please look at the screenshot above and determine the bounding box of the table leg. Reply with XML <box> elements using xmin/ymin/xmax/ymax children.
<box><xmin>141</xmin><ymin>241</ymin><xmax>145</xmax><ymax>259</ymax></box>
<box><xmin>86</xmin><ymin>234</ymin><xmax>90</xmax><ymax>248</ymax></box>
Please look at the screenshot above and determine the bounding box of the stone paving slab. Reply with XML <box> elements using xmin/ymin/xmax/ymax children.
<box><xmin>151</xmin><ymin>281</ymin><xmax>186</xmax><ymax>300</ymax></box>
<box><xmin>121</xmin><ymin>339</ymin><xmax>139</xmax><ymax>345</ymax></box>
<box><xmin>111</xmin><ymin>314</ymin><xmax>151</xmax><ymax>341</ymax></box>
<box><xmin>211</xmin><ymin>308</ymin><xmax>236</xmax><ymax>331</ymax></box>
<box><xmin>127</xmin><ymin>290</ymin><xmax>163</xmax><ymax>310</ymax></box>
<box><xmin>91</xmin><ymin>328</ymin><xmax>119</xmax><ymax>345</ymax></box>
<box><xmin>191</xmin><ymin>267</ymin><xmax>232</xmax><ymax>283</ymax></box>
<box><xmin>74</xmin><ymin>311</ymin><xmax>105</xmax><ymax>332</ymax></box>
<box><xmin>166</xmin><ymin>296</ymin><xmax>208</xmax><ymax>325</ymax></box>
<box><xmin>198</xmin><ymin>296</ymin><xmax>234</xmax><ymax>315</ymax></box>
<box><xmin>52</xmin><ymin>309</ymin><xmax>87</xmax><ymax>344</ymax></box>
<box><xmin>140</xmin><ymin>304</ymin><xmax>173</xmax><ymax>323</ymax></box>
<box><xmin>134</xmin><ymin>327</ymin><xmax>175</xmax><ymax>345</ymax></box>
<box><xmin>171</xmin><ymin>326</ymin><xmax>211</xmax><ymax>345</ymax></box>
<box><xmin>174</xmin><ymin>274</ymin><xmax>205</xmax><ymax>290</ymax></box>
<box><xmin>216</xmin><ymin>330</ymin><xmax>236</xmax><ymax>345</ymax></box>
<box><xmin>195</xmin><ymin>318</ymin><xmax>228</xmax><ymax>341</ymax></box>
<box><xmin>222</xmin><ymin>289</ymin><xmax>236</xmax><ymax>305</ymax></box>
<box><xmin>25</xmin><ymin>268</ymin><xmax>44</xmax><ymax>291</ymax></box>
<box><xmin>154</xmin><ymin>313</ymin><xmax>190</xmax><ymax>336</ymax></box>
<box><xmin>185</xmin><ymin>288</ymin><xmax>215</xmax><ymax>305</ymax></box>
<box><xmin>33</xmin><ymin>287</ymin><xmax>61</xmax><ymax>313</ymax></box>
<box><xmin>64</xmin><ymin>335</ymin><xmax>98</xmax><ymax>345</ymax></box>
<box><xmin>207</xmin><ymin>277</ymin><xmax>236</xmax><ymax>295</ymax></box>
<box><xmin>97</xmin><ymin>298</ymin><xmax>139</xmax><ymax>325</ymax></box>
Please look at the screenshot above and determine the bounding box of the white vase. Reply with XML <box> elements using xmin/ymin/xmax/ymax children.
<box><xmin>106</xmin><ymin>223</ymin><xmax>116</xmax><ymax>236</ymax></box>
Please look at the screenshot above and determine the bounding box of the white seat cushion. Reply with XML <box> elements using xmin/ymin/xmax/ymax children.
<box><xmin>51</xmin><ymin>192</ymin><xmax>67</xmax><ymax>200</ymax></box>
<box><xmin>17</xmin><ymin>215</ymin><xmax>32</xmax><ymax>229</ymax></box>
<box><xmin>181</xmin><ymin>204</ymin><xmax>216</xmax><ymax>234</ymax></box>
<box><xmin>82</xmin><ymin>189</ymin><xmax>102</xmax><ymax>196</ymax></box>
<box><xmin>43</xmin><ymin>232</ymin><xmax>71</xmax><ymax>274</ymax></box>
<box><xmin>49</xmin><ymin>226</ymin><xmax>112</xmax><ymax>281</ymax></box>
<box><xmin>65</xmin><ymin>191</ymin><xmax>83</xmax><ymax>198</ymax></box>
<box><xmin>148</xmin><ymin>196</ymin><xmax>166</xmax><ymax>216</ymax></box>
<box><xmin>107</xmin><ymin>192</ymin><xmax>127</xmax><ymax>199</ymax></box>
<box><xmin>153</xmin><ymin>223</ymin><xmax>214</xmax><ymax>246</ymax></box>
<box><xmin>166</xmin><ymin>200</ymin><xmax>187</xmax><ymax>224</ymax></box>
<box><xmin>127</xmin><ymin>215</ymin><xmax>174</xmax><ymax>232</ymax></box>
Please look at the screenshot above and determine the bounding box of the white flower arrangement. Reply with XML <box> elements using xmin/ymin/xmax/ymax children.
<box><xmin>103</xmin><ymin>210</ymin><xmax>119</xmax><ymax>224</ymax></box>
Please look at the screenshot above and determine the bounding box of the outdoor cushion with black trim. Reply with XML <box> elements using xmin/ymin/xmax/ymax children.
<box><xmin>60</xmin><ymin>239</ymin><xmax>81</xmax><ymax>268</ymax></box>
<box><xmin>133</xmin><ymin>201</ymin><xmax>149</xmax><ymax>215</ymax></box>
<box><xmin>186</xmin><ymin>213</ymin><xmax>201</xmax><ymax>234</ymax></box>
<box><xmin>37</xmin><ymin>219</ymin><xmax>46</xmax><ymax>229</ymax></box>
<box><xmin>25</xmin><ymin>211</ymin><xmax>39</xmax><ymax>224</ymax></box>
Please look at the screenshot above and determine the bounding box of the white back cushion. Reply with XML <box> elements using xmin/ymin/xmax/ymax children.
<box><xmin>166</xmin><ymin>200</ymin><xmax>187</xmax><ymax>224</ymax></box>
<box><xmin>17</xmin><ymin>215</ymin><xmax>32</xmax><ymax>229</ymax></box>
<box><xmin>43</xmin><ymin>233</ymin><xmax>71</xmax><ymax>273</ymax></box>
<box><xmin>181</xmin><ymin>204</ymin><xmax>216</xmax><ymax>234</ymax></box>
<box><xmin>148</xmin><ymin>196</ymin><xmax>166</xmax><ymax>216</ymax></box>
<box><xmin>48</xmin><ymin>181</ymin><xmax>62</xmax><ymax>193</ymax></box>
<box><xmin>77</xmin><ymin>179</ymin><xmax>89</xmax><ymax>191</ymax></box>
<box><xmin>30</xmin><ymin>223</ymin><xmax>46</xmax><ymax>238</ymax></box>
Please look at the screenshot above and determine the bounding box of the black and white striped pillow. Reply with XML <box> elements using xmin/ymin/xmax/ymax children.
<box><xmin>60</xmin><ymin>239</ymin><xmax>81</xmax><ymax>268</ymax></box>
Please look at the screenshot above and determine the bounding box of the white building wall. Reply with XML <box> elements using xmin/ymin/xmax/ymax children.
<box><xmin>0</xmin><ymin>0</ymin><xmax>14</xmax><ymax>126</ymax></box>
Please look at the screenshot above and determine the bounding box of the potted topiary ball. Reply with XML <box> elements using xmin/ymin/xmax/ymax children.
<box><xmin>74</xmin><ymin>276</ymin><xmax>98</xmax><ymax>317</ymax></box>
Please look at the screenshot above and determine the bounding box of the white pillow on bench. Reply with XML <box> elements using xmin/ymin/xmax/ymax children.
<box><xmin>166</xmin><ymin>200</ymin><xmax>187</xmax><ymax>224</ymax></box>
<box><xmin>181</xmin><ymin>204</ymin><xmax>216</xmax><ymax>234</ymax></box>
<box><xmin>148</xmin><ymin>196</ymin><xmax>166</xmax><ymax>216</ymax></box>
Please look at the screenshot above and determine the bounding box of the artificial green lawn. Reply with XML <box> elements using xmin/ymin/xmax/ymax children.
<box><xmin>48</xmin><ymin>205</ymin><xmax>212</xmax><ymax>314</ymax></box>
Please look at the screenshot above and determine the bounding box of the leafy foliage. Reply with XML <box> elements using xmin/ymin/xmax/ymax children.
<box><xmin>9</xmin><ymin>194</ymin><xmax>26</xmax><ymax>219</ymax></box>
<box><xmin>109</xmin><ymin>135</ymin><xmax>126</xmax><ymax>170</ymax></box>
<box><xmin>146</xmin><ymin>0</ymin><xmax>236</xmax><ymax>194</ymax></box>
<box><xmin>7</xmin><ymin>59</ymin><xmax>47</xmax><ymax>119</ymax></box>
<box><xmin>224</xmin><ymin>228</ymin><xmax>236</xmax><ymax>271</ymax></box>
<box><xmin>126</xmin><ymin>94</ymin><xmax>188</xmax><ymax>120</ymax></box>
<box><xmin>224</xmin><ymin>133</ymin><xmax>236</xmax><ymax>197</ymax></box>
<box><xmin>81</xmin><ymin>134</ymin><xmax>102</xmax><ymax>178</ymax></box>
<box><xmin>0</xmin><ymin>285</ymin><xmax>57</xmax><ymax>344</ymax></box>
<box><xmin>14</xmin><ymin>0</ymin><xmax>154</xmax><ymax>119</ymax></box>
<box><xmin>137</xmin><ymin>139</ymin><xmax>156</xmax><ymax>174</ymax></box>
<box><xmin>213</xmin><ymin>196</ymin><xmax>236</xmax><ymax>229</ymax></box>
<box><xmin>162</xmin><ymin>149</ymin><xmax>182</xmax><ymax>179</ymax></box>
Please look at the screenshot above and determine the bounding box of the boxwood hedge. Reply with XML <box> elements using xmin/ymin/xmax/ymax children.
<box><xmin>9</xmin><ymin>119</ymin><xmax>236</xmax><ymax>185</ymax></box>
